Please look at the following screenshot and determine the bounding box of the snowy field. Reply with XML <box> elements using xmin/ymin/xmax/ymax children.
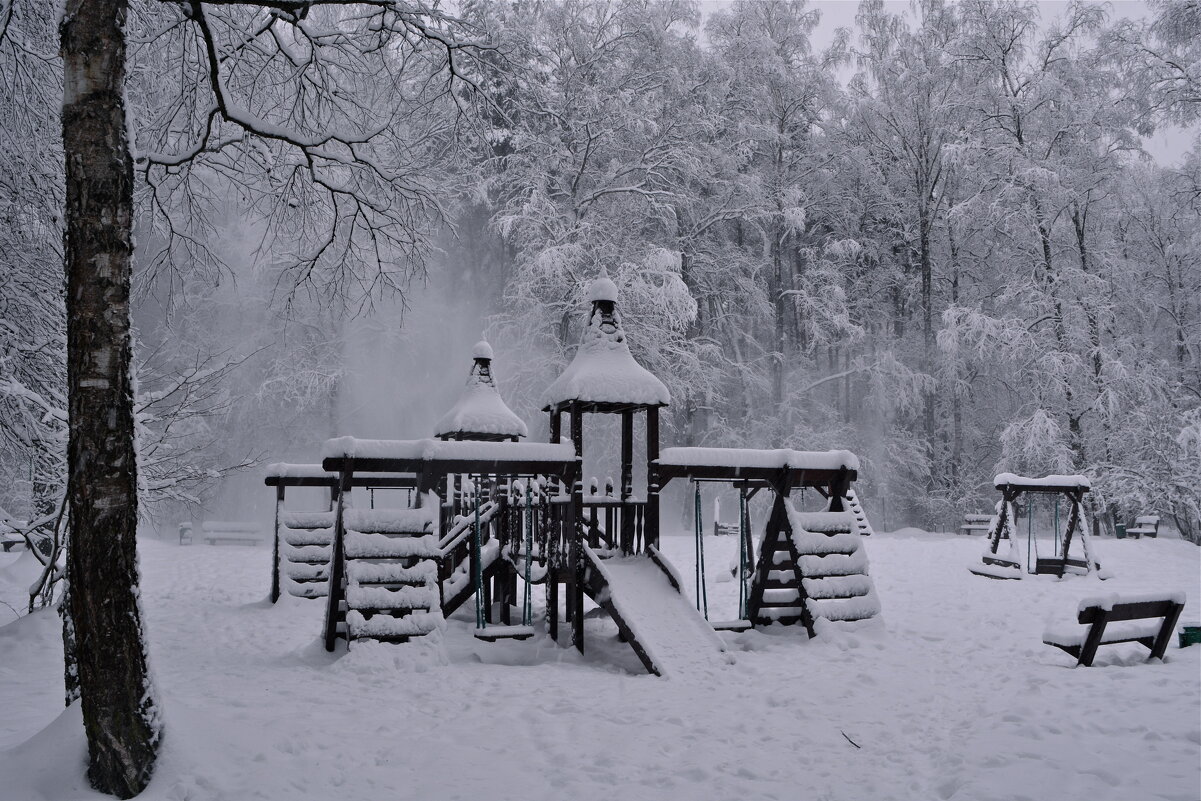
<box><xmin>0</xmin><ymin>531</ymin><xmax>1198</xmax><ymax>801</ymax></box>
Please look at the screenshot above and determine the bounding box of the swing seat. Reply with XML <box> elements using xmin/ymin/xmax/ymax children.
<box><xmin>969</xmin><ymin>557</ymin><xmax>1022</xmax><ymax>580</ymax></box>
<box><xmin>473</xmin><ymin>624</ymin><xmax>536</xmax><ymax>641</ymax></box>
<box><xmin>710</xmin><ymin>619</ymin><xmax>753</xmax><ymax>632</ymax></box>
<box><xmin>1034</xmin><ymin>557</ymin><xmax>1090</xmax><ymax>576</ymax></box>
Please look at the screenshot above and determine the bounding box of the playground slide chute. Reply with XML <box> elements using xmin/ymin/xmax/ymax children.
<box><xmin>582</xmin><ymin>546</ymin><xmax>730</xmax><ymax>677</ymax></box>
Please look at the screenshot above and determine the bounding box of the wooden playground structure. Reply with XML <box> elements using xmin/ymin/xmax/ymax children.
<box><xmin>264</xmin><ymin>276</ymin><xmax>880</xmax><ymax>675</ymax></box>
<box><xmin>969</xmin><ymin>473</ymin><xmax>1104</xmax><ymax>580</ymax></box>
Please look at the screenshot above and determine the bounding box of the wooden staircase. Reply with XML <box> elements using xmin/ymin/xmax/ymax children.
<box><xmin>747</xmin><ymin>494</ymin><xmax>880</xmax><ymax>635</ymax></box>
<box><xmin>327</xmin><ymin>506</ymin><xmax>444</xmax><ymax>646</ymax></box>
<box><xmin>278</xmin><ymin>511</ymin><xmax>336</xmax><ymax>598</ymax></box>
<box><xmin>842</xmin><ymin>489</ymin><xmax>874</xmax><ymax>536</ymax></box>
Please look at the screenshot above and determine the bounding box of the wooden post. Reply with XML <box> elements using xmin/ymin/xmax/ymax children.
<box><xmin>646</xmin><ymin>406</ymin><xmax>660</xmax><ymax>551</ymax></box>
<box><xmin>270</xmin><ymin>484</ymin><xmax>284</xmax><ymax>603</ymax></box>
<box><xmin>620</xmin><ymin>409</ymin><xmax>633</xmax><ymax>553</ymax></box>
<box><xmin>570</xmin><ymin>456</ymin><xmax>584</xmax><ymax>653</ymax></box>
<box><xmin>829</xmin><ymin>468</ymin><xmax>849</xmax><ymax>512</ymax></box>
<box><xmin>323</xmin><ymin>467</ymin><xmax>352</xmax><ymax>652</ymax></box>
<box><xmin>1079</xmin><ymin>607</ymin><xmax>1111</xmax><ymax>667</ymax></box>
<box><xmin>1151</xmin><ymin>603</ymin><xmax>1184</xmax><ymax>661</ymax></box>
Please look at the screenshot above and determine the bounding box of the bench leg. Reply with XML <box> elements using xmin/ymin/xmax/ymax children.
<box><xmin>1150</xmin><ymin>603</ymin><xmax>1184</xmax><ymax>661</ymax></box>
<box><xmin>1079</xmin><ymin>611</ymin><xmax>1110</xmax><ymax>667</ymax></box>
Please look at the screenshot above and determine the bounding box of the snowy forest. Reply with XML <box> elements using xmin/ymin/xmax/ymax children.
<box><xmin>1</xmin><ymin>1</ymin><xmax>1200</xmax><ymax>800</ymax></box>
<box><xmin>2</xmin><ymin>0</ymin><xmax>1199</xmax><ymax>539</ymax></box>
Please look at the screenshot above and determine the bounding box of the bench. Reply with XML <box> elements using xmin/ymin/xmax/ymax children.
<box><xmin>959</xmin><ymin>513</ymin><xmax>993</xmax><ymax>536</ymax></box>
<box><xmin>712</xmin><ymin>521</ymin><xmax>739</xmax><ymax>537</ymax></box>
<box><xmin>200</xmin><ymin>521</ymin><xmax>265</xmax><ymax>546</ymax></box>
<box><xmin>1</xmin><ymin>520</ymin><xmax>28</xmax><ymax>552</ymax></box>
<box><xmin>1043</xmin><ymin>592</ymin><xmax>1185</xmax><ymax>666</ymax></box>
<box><xmin>1126</xmin><ymin>515</ymin><xmax>1160</xmax><ymax>539</ymax></box>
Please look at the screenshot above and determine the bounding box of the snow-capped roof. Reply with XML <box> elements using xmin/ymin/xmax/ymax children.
<box><xmin>657</xmin><ymin>447</ymin><xmax>860</xmax><ymax>472</ymax></box>
<box><xmin>323</xmin><ymin>437</ymin><xmax>574</xmax><ymax>463</ymax></box>
<box><xmin>542</xmin><ymin>277</ymin><xmax>670</xmax><ymax>409</ymax></box>
<box><xmin>994</xmin><ymin>473</ymin><xmax>1091</xmax><ymax>489</ymax></box>
<box><xmin>434</xmin><ymin>342</ymin><xmax>528</xmax><ymax>439</ymax></box>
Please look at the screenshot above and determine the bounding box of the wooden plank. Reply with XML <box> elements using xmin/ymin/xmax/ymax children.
<box><xmin>1079</xmin><ymin>600</ymin><xmax>1177</xmax><ymax>624</ymax></box>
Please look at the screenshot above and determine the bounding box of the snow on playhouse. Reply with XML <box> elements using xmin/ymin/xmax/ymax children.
<box><xmin>266</xmin><ymin>274</ymin><xmax>880</xmax><ymax>675</ymax></box>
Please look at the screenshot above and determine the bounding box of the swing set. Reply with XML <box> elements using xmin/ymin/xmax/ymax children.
<box><xmin>690</xmin><ymin>479</ymin><xmax>755</xmax><ymax>629</ymax></box>
<box><xmin>971</xmin><ymin>473</ymin><xmax>1104</xmax><ymax>580</ymax></box>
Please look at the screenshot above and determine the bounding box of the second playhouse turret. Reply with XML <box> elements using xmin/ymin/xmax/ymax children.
<box><xmin>434</xmin><ymin>340</ymin><xmax>528</xmax><ymax>442</ymax></box>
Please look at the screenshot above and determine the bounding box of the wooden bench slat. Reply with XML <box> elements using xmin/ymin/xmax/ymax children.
<box><xmin>1079</xmin><ymin>600</ymin><xmax>1178</xmax><ymax>624</ymax></box>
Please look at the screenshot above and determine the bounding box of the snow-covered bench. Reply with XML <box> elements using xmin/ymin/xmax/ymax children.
<box><xmin>1043</xmin><ymin>592</ymin><xmax>1185</xmax><ymax>666</ymax></box>
<box><xmin>1126</xmin><ymin>515</ymin><xmax>1160</xmax><ymax>538</ymax></box>
<box><xmin>959</xmin><ymin>514</ymin><xmax>992</xmax><ymax>535</ymax></box>
<box><xmin>200</xmin><ymin>521</ymin><xmax>264</xmax><ymax>546</ymax></box>
<box><xmin>1</xmin><ymin>520</ymin><xmax>27</xmax><ymax>552</ymax></box>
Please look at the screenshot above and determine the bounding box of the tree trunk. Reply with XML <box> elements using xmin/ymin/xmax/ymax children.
<box><xmin>62</xmin><ymin>0</ymin><xmax>161</xmax><ymax>795</ymax></box>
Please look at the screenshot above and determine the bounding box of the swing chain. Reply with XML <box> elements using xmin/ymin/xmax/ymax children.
<box><xmin>693</xmin><ymin>482</ymin><xmax>709</xmax><ymax>620</ymax></box>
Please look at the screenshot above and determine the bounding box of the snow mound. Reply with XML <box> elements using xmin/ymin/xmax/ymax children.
<box><xmin>658</xmin><ymin>447</ymin><xmax>859</xmax><ymax>472</ymax></box>
<box><xmin>994</xmin><ymin>472</ymin><xmax>1091</xmax><ymax>489</ymax></box>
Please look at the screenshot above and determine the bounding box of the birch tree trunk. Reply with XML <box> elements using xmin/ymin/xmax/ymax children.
<box><xmin>61</xmin><ymin>0</ymin><xmax>161</xmax><ymax>795</ymax></box>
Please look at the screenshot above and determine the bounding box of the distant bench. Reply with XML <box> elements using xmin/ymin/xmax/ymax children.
<box><xmin>1</xmin><ymin>521</ymin><xmax>27</xmax><ymax>552</ymax></box>
<box><xmin>200</xmin><ymin>521</ymin><xmax>265</xmax><ymax>546</ymax></box>
<box><xmin>1126</xmin><ymin>515</ymin><xmax>1160</xmax><ymax>538</ymax></box>
<box><xmin>960</xmin><ymin>514</ymin><xmax>993</xmax><ymax>536</ymax></box>
<box><xmin>1043</xmin><ymin>592</ymin><xmax>1185</xmax><ymax>666</ymax></box>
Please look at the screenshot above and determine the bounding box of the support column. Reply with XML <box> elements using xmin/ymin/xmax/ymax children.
<box><xmin>568</xmin><ymin>403</ymin><xmax>584</xmax><ymax>652</ymax></box>
<box><xmin>571</xmin><ymin>464</ymin><xmax>585</xmax><ymax>653</ymax></box>
<box><xmin>620</xmin><ymin>409</ymin><xmax>633</xmax><ymax>553</ymax></box>
<box><xmin>270</xmin><ymin>484</ymin><xmax>284</xmax><ymax>603</ymax></box>
<box><xmin>323</xmin><ymin>467</ymin><xmax>352</xmax><ymax>652</ymax></box>
<box><xmin>646</xmin><ymin>406</ymin><xmax>660</xmax><ymax>551</ymax></box>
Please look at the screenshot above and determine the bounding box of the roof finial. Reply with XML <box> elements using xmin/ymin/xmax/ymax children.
<box><xmin>472</xmin><ymin>339</ymin><xmax>494</xmax><ymax>361</ymax></box>
<box><xmin>586</xmin><ymin>268</ymin><xmax>618</xmax><ymax>304</ymax></box>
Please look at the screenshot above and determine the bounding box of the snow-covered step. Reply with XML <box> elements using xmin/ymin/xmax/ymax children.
<box><xmin>281</xmin><ymin>542</ymin><xmax>331</xmax><ymax>562</ymax></box>
<box><xmin>281</xmin><ymin>512</ymin><xmax>336</xmax><ymax>529</ymax></box>
<box><xmin>346</xmin><ymin>584</ymin><xmax>439</xmax><ymax>612</ymax></box>
<box><xmin>802</xmin><ymin>574</ymin><xmax>873</xmax><ymax>599</ymax></box>
<box><xmin>283</xmin><ymin>578</ymin><xmax>328</xmax><ymax>598</ymax></box>
<box><xmin>791</xmin><ymin>528</ymin><xmax>860</xmax><ymax>555</ymax></box>
<box><xmin>344</xmin><ymin>508</ymin><xmax>435</xmax><ymax>535</ymax></box>
<box><xmin>283</xmin><ymin>527</ymin><xmax>333</xmax><ymax>547</ymax></box>
<box><xmin>346</xmin><ymin>559</ymin><xmax>438</xmax><ymax>586</ymax></box>
<box><xmin>798</xmin><ymin>550</ymin><xmax>868</xmax><ymax>578</ymax></box>
<box><xmin>344</xmin><ymin>531</ymin><xmax>439</xmax><ymax>559</ymax></box>
<box><xmin>808</xmin><ymin>592</ymin><xmax>880</xmax><ymax>622</ymax></box>
<box><xmin>284</xmin><ymin>562</ymin><xmax>329</xmax><ymax>582</ymax></box>
<box><xmin>346</xmin><ymin>610</ymin><xmax>441</xmax><ymax>641</ymax></box>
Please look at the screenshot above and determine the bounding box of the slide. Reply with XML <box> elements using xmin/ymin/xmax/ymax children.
<box><xmin>583</xmin><ymin>545</ymin><xmax>731</xmax><ymax>677</ymax></box>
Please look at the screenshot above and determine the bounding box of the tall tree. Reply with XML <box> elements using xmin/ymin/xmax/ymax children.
<box><xmin>61</xmin><ymin>0</ymin><xmax>160</xmax><ymax>795</ymax></box>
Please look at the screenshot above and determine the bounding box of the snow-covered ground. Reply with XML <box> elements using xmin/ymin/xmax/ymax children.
<box><xmin>0</xmin><ymin>530</ymin><xmax>1197</xmax><ymax>801</ymax></box>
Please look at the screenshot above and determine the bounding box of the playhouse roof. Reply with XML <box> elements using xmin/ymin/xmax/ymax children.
<box><xmin>541</xmin><ymin>276</ymin><xmax>670</xmax><ymax>410</ymax></box>
<box><xmin>434</xmin><ymin>341</ymin><xmax>528</xmax><ymax>439</ymax></box>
